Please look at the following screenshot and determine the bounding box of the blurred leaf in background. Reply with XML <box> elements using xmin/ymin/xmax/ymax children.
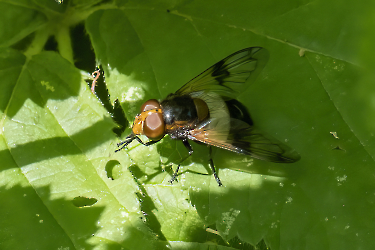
<box><xmin>0</xmin><ymin>0</ymin><xmax>374</xmax><ymax>249</ymax></box>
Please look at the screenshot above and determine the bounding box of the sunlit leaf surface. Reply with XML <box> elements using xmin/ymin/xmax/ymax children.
<box><xmin>1</xmin><ymin>0</ymin><xmax>374</xmax><ymax>249</ymax></box>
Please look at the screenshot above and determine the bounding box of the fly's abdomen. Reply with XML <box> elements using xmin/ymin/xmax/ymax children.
<box><xmin>161</xmin><ymin>95</ymin><xmax>197</xmax><ymax>125</ymax></box>
<box><xmin>161</xmin><ymin>95</ymin><xmax>209</xmax><ymax>129</ymax></box>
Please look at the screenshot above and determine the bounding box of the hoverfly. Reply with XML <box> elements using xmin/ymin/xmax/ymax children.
<box><xmin>116</xmin><ymin>47</ymin><xmax>300</xmax><ymax>186</ymax></box>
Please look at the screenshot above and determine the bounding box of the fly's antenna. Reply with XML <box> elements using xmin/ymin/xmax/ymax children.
<box><xmin>115</xmin><ymin>132</ymin><xmax>136</xmax><ymax>152</ymax></box>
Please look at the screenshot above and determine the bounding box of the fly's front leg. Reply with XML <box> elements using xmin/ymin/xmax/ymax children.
<box><xmin>209</xmin><ymin>146</ymin><xmax>222</xmax><ymax>186</ymax></box>
<box><xmin>135</xmin><ymin>137</ymin><xmax>161</xmax><ymax>146</ymax></box>
<box><xmin>169</xmin><ymin>139</ymin><xmax>193</xmax><ymax>184</ymax></box>
<box><xmin>115</xmin><ymin>133</ymin><xmax>136</xmax><ymax>152</ymax></box>
<box><xmin>116</xmin><ymin>134</ymin><xmax>161</xmax><ymax>152</ymax></box>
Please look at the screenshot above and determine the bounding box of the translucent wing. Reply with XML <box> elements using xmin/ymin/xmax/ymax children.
<box><xmin>188</xmin><ymin>118</ymin><xmax>300</xmax><ymax>163</ymax></box>
<box><xmin>175</xmin><ymin>47</ymin><xmax>269</xmax><ymax>99</ymax></box>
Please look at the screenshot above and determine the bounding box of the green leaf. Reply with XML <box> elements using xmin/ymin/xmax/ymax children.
<box><xmin>1</xmin><ymin>0</ymin><xmax>374</xmax><ymax>249</ymax></box>
<box><xmin>0</xmin><ymin>2</ymin><xmax>47</xmax><ymax>47</ymax></box>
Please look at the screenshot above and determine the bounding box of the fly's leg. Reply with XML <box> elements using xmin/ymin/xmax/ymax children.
<box><xmin>182</xmin><ymin>139</ymin><xmax>194</xmax><ymax>155</ymax></box>
<box><xmin>116</xmin><ymin>134</ymin><xmax>161</xmax><ymax>152</ymax></box>
<box><xmin>115</xmin><ymin>133</ymin><xmax>136</xmax><ymax>152</ymax></box>
<box><xmin>209</xmin><ymin>147</ymin><xmax>223</xmax><ymax>186</ymax></box>
<box><xmin>169</xmin><ymin>139</ymin><xmax>193</xmax><ymax>184</ymax></box>
<box><xmin>134</xmin><ymin>137</ymin><xmax>161</xmax><ymax>146</ymax></box>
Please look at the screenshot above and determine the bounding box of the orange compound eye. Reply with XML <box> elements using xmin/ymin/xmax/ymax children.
<box><xmin>141</xmin><ymin>99</ymin><xmax>165</xmax><ymax>140</ymax></box>
<box><xmin>141</xmin><ymin>99</ymin><xmax>160</xmax><ymax>112</ymax></box>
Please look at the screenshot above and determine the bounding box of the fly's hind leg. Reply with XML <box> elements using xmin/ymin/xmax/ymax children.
<box><xmin>169</xmin><ymin>139</ymin><xmax>193</xmax><ymax>184</ymax></box>
<box><xmin>209</xmin><ymin>147</ymin><xmax>223</xmax><ymax>186</ymax></box>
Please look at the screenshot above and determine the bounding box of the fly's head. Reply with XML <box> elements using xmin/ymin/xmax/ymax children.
<box><xmin>132</xmin><ymin>99</ymin><xmax>165</xmax><ymax>141</ymax></box>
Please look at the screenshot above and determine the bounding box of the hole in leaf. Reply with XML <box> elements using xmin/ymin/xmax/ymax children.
<box><xmin>105</xmin><ymin>160</ymin><xmax>122</xmax><ymax>180</ymax></box>
<box><xmin>72</xmin><ymin>196</ymin><xmax>98</xmax><ymax>207</ymax></box>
